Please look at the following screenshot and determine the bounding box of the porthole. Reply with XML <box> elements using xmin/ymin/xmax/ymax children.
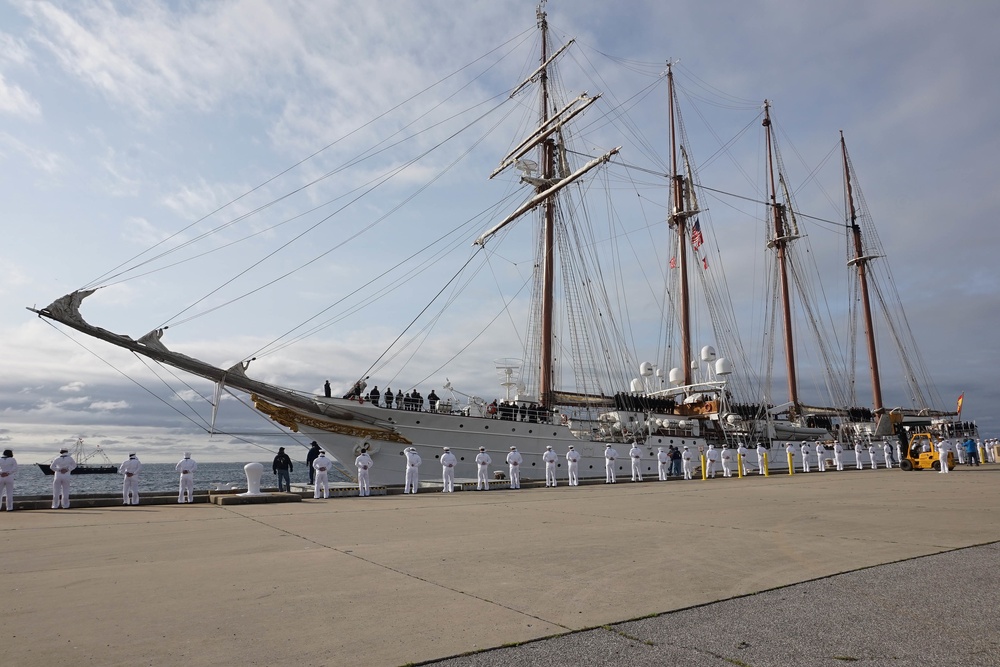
<box><xmin>484</xmin><ymin>425</ymin><xmax>489</xmax><ymax>430</ymax></box>
<box><xmin>459</xmin><ymin>424</ymin><xmax>464</xmax><ymax>428</ymax></box>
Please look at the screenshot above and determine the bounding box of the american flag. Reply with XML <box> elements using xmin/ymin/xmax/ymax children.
<box><xmin>690</xmin><ymin>219</ymin><xmax>704</xmax><ymax>249</ymax></box>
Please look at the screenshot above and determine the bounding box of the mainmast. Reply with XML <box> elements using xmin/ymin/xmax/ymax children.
<box><xmin>537</xmin><ymin>4</ymin><xmax>555</xmax><ymax>407</ymax></box>
<box><xmin>842</xmin><ymin>132</ymin><xmax>883</xmax><ymax>412</ymax></box>
<box><xmin>667</xmin><ymin>64</ymin><xmax>693</xmax><ymax>386</ymax></box>
<box><xmin>763</xmin><ymin>101</ymin><xmax>799</xmax><ymax>408</ymax></box>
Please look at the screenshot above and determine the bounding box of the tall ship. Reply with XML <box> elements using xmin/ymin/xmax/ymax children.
<box><xmin>29</xmin><ymin>5</ymin><xmax>968</xmax><ymax>485</ymax></box>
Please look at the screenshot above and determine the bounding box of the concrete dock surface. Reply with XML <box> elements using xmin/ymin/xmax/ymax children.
<box><xmin>3</xmin><ymin>466</ymin><xmax>999</xmax><ymax>666</ymax></box>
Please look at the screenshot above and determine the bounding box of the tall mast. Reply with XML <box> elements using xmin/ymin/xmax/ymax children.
<box><xmin>667</xmin><ymin>64</ymin><xmax>692</xmax><ymax>386</ymax></box>
<box><xmin>842</xmin><ymin>132</ymin><xmax>883</xmax><ymax>411</ymax></box>
<box><xmin>537</xmin><ymin>4</ymin><xmax>555</xmax><ymax>406</ymax></box>
<box><xmin>763</xmin><ymin>101</ymin><xmax>799</xmax><ymax>407</ymax></box>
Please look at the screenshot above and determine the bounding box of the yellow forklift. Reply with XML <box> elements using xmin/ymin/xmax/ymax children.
<box><xmin>900</xmin><ymin>432</ymin><xmax>955</xmax><ymax>471</ymax></box>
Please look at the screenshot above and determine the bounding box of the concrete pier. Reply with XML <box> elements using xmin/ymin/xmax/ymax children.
<box><xmin>2</xmin><ymin>466</ymin><xmax>998</xmax><ymax>666</ymax></box>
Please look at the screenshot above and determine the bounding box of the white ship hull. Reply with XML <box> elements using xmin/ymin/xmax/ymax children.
<box><xmin>258</xmin><ymin>397</ymin><xmax>707</xmax><ymax>486</ymax></box>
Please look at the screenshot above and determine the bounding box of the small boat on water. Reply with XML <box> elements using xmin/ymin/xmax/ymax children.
<box><xmin>37</xmin><ymin>438</ymin><xmax>117</xmax><ymax>475</ymax></box>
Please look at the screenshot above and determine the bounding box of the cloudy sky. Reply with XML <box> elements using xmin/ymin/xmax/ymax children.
<box><xmin>2</xmin><ymin>0</ymin><xmax>998</xmax><ymax>464</ymax></box>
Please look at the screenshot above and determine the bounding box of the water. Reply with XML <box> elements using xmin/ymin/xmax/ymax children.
<box><xmin>10</xmin><ymin>462</ymin><xmax>350</xmax><ymax>497</ymax></box>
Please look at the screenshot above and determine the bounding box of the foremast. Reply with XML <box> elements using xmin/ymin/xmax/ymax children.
<box><xmin>666</xmin><ymin>63</ymin><xmax>694</xmax><ymax>386</ymax></box>
<box><xmin>763</xmin><ymin>101</ymin><xmax>800</xmax><ymax>410</ymax></box>
<box><xmin>537</xmin><ymin>4</ymin><xmax>556</xmax><ymax>408</ymax></box>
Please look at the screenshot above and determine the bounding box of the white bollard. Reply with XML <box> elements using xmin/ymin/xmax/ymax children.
<box><xmin>241</xmin><ymin>462</ymin><xmax>265</xmax><ymax>495</ymax></box>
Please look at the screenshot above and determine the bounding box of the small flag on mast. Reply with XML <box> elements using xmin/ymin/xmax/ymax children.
<box><xmin>702</xmin><ymin>256</ymin><xmax>709</xmax><ymax>270</ymax></box>
<box><xmin>669</xmin><ymin>256</ymin><xmax>676</xmax><ymax>269</ymax></box>
<box><xmin>956</xmin><ymin>392</ymin><xmax>964</xmax><ymax>415</ymax></box>
<box><xmin>691</xmin><ymin>219</ymin><xmax>704</xmax><ymax>250</ymax></box>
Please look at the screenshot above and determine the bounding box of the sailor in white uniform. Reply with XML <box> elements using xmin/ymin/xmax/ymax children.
<box><xmin>403</xmin><ymin>447</ymin><xmax>422</xmax><ymax>493</ymax></box>
<box><xmin>313</xmin><ymin>450</ymin><xmax>333</xmax><ymax>498</ymax></box>
<box><xmin>440</xmin><ymin>447</ymin><xmax>457</xmax><ymax>492</ymax></box>
<box><xmin>542</xmin><ymin>445</ymin><xmax>558</xmax><ymax>487</ymax></box>
<box><xmin>867</xmin><ymin>443</ymin><xmax>878</xmax><ymax>470</ymax></box>
<box><xmin>566</xmin><ymin>445</ymin><xmax>581</xmax><ymax>486</ymax></box>
<box><xmin>0</xmin><ymin>449</ymin><xmax>17</xmax><ymax>511</ymax></box>
<box><xmin>705</xmin><ymin>444</ymin><xmax>718</xmax><ymax>478</ymax></box>
<box><xmin>175</xmin><ymin>452</ymin><xmax>197</xmax><ymax>503</ymax></box>
<box><xmin>629</xmin><ymin>443</ymin><xmax>643</xmax><ymax>482</ymax></box>
<box><xmin>605</xmin><ymin>444</ymin><xmax>618</xmax><ymax>483</ymax></box>
<box><xmin>681</xmin><ymin>446</ymin><xmax>694</xmax><ymax>480</ymax></box>
<box><xmin>720</xmin><ymin>447</ymin><xmax>733</xmax><ymax>478</ymax></box>
<box><xmin>355</xmin><ymin>448</ymin><xmax>374</xmax><ymax>497</ymax></box>
<box><xmin>51</xmin><ymin>448</ymin><xmax>77</xmax><ymax>509</ymax></box>
<box><xmin>883</xmin><ymin>441</ymin><xmax>894</xmax><ymax>469</ymax></box>
<box><xmin>937</xmin><ymin>441</ymin><xmax>950</xmax><ymax>474</ymax></box>
<box><xmin>475</xmin><ymin>447</ymin><xmax>491</xmax><ymax>490</ymax></box>
<box><xmin>833</xmin><ymin>442</ymin><xmax>845</xmax><ymax>471</ymax></box>
<box><xmin>854</xmin><ymin>441</ymin><xmax>864</xmax><ymax>470</ymax></box>
<box><xmin>800</xmin><ymin>441</ymin><xmax>811</xmax><ymax>472</ymax></box>
<box><xmin>657</xmin><ymin>447</ymin><xmax>669</xmax><ymax>481</ymax></box>
<box><xmin>506</xmin><ymin>446</ymin><xmax>523</xmax><ymax>489</ymax></box>
<box><xmin>118</xmin><ymin>452</ymin><xmax>142</xmax><ymax>505</ymax></box>
<box><xmin>756</xmin><ymin>442</ymin><xmax>768</xmax><ymax>475</ymax></box>
<box><xmin>815</xmin><ymin>442</ymin><xmax>827</xmax><ymax>472</ymax></box>
<box><xmin>737</xmin><ymin>442</ymin><xmax>751</xmax><ymax>475</ymax></box>
<box><xmin>785</xmin><ymin>442</ymin><xmax>796</xmax><ymax>470</ymax></box>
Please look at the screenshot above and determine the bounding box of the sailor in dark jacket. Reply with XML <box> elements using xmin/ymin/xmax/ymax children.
<box><xmin>306</xmin><ymin>442</ymin><xmax>321</xmax><ymax>484</ymax></box>
<box><xmin>272</xmin><ymin>447</ymin><xmax>294</xmax><ymax>492</ymax></box>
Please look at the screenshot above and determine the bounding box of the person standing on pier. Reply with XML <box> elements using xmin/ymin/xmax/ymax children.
<box><xmin>506</xmin><ymin>446</ymin><xmax>523</xmax><ymax>489</ymax></box>
<box><xmin>854</xmin><ymin>441</ymin><xmax>864</xmax><ymax>470</ymax></box>
<box><xmin>883</xmin><ymin>440</ymin><xmax>894</xmax><ymax>469</ymax></box>
<box><xmin>272</xmin><ymin>447</ymin><xmax>294</xmax><ymax>492</ymax></box>
<box><xmin>51</xmin><ymin>447</ymin><xmax>77</xmax><ymax>509</ymax></box>
<box><xmin>833</xmin><ymin>442</ymin><xmax>845</xmax><ymax>471</ymax></box>
<box><xmin>936</xmin><ymin>441</ymin><xmax>951</xmax><ymax>474</ymax></box>
<box><xmin>704</xmin><ymin>444</ymin><xmax>718</xmax><ymax>479</ymax></box>
<box><xmin>720</xmin><ymin>446</ymin><xmax>734</xmax><ymax>478</ymax></box>
<box><xmin>118</xmin><ymin>452</ymin><xmax>142</xmax><ymax>505</ymax></box>
<box><xmin>403</xmin><ymin>447</ymin><xmax>422</xmax><ymax>493</ymax></box>
<box><xmin>681</xmin><ymin>446</ymin><xmax>694</xmax><ymax>480</ymax></box>
<box><xmin>737</xmin><ymin>442</ymin><xmax>751</xmax><ymax>475</ymax></box>
<box><xmin>176</xmin><ymin>452</ymin><xmax>197</xmax><ymax>503</ymax></box>
<box><xmin>867</xmin><ymin>442</ymin><xmax>878</xmax><ymax>469</ymax></box>
<box><xmin>566</xmin><ymin>445</ymin><xmax>580</xmax><ymax>486</ymax></box>
<box><xmin>312</xmin><ymin>450</ymin><xmax>333</xmax><ymax>498</ymax></box>
<box><xmin>657</xmin><ymin>447</ymin><xmax>669</xmax><ymax>481</ymax></box>
<box><xmin>355</xmin><ymin>446</ymin><xmax>373</xmax><ymax>497</ymax></box>
<box><xmin>815</xmin><ymin>442</ymin><xmax>827</xmax><ymax>472</ymax></box>
<box><xmin>306</xmin><ymin>442</ymin><xmax>321</xmax><ymax>485</ymax></box>
<box><xmin>475</xmin><ymin>446</ymin><xmax>492</xmax><ymax>490</ymax></box>
<box><xmin>0</xmin><ymin>449</ymin><xmax>17</xmax><ymax>511</ymax></box>
<box><xmin>542</xmin><ymin>445</ymin><xmax>558</xmax><ymax>487</ymax></box>
<box><xmin>440</xmin><ymin>447</ymin><xmax>457</xmax><ymax>492</ymax></box>
<box><xmin>756</xmin><ymin>442</ymin><xmax>768</xmax><ymax>475</ymax></box>
<box><xmin>669</xmin><ymin>446</ymin><xmax>682</xmax><ymax>477</ymax></box>
<box><xmin>604</xmin><ymin>444</ymin><xmax>618</xmax><ymax>483</ymax></box>
<box><xmin>800</xmin><ymin>442</ymin><xmax>811</xmax><ymax>472</ymax></box>
<box><xmin>323</xmin><ymin>380</ymin><xmax>331</xmax><ymax>398</ymax></box>
<box><xmin>629</xmin><ymin>442</ymin><xmax>644</xmax><ymax>482</ymax></box>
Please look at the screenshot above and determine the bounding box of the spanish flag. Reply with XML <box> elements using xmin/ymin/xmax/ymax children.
<box><xmin>956</xmin><ymin>392</ymin><xmax>964</xmax><ymax>415</ymax></box>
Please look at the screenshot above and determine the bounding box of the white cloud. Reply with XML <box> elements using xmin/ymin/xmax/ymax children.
<box><xmin>59</xmin><ymin>381</ymin><xmax>85</xmax><ymax>392</ymax></box>
<box><xmin>0</xmin><ymin>70</ymin><xmax>39</xmax><ymax>117</ymax></box>
<box><xmin>88</xmin><ymin>400</ymin><xmax>128</xmax><ymax>411</ymax></box>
